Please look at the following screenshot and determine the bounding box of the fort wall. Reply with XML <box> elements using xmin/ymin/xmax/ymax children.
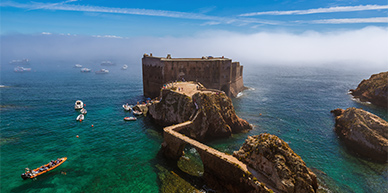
<box><xmin>142</xmin><ymin>54</ymin><xmax>245</xmax><ymax>98</ymax></box>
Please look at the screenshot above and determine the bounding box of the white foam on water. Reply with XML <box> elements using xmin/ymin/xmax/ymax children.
<box><xmin>350</xmin><ymin>97</ymin><xmax>372</xmax><ymax>105</ymax></box>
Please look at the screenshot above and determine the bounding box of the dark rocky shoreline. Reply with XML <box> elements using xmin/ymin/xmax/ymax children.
<box><xmin>349</xmin><ymin>71</ymin><xmax>388</xmax><ymax>109</ymax></box>
<box><xmin>331</xmin><ymin>108</ymin><xmax>388</xmax><ymax>163</ymax></box>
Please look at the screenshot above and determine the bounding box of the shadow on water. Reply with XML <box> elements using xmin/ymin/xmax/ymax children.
<box><xmin>150</xmin><ymin>149</ymin><xmax>206</xmax><ymax>193</ymax></box>
<box><xmin>142</xmin><ymin>115</ymin><xmax>206</xmax><ymax>192</ymax></box>
<box><xmin>10</xmin><ymin>171</ymin><xmax>63</xmax><ymax>193</ymax></box>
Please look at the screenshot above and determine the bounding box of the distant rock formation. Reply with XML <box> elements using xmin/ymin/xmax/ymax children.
<box><xmin>331</xmin><ymin>107</ymin><xmax>388</xmax><ymax>163</ymax></box>
<box><xmin>148</xmin><ymin>88</ymin><xmax>252</xmax><ymax>141</ymax></box>
<box><xmin>234</xmin><ymin>133</ymin><xmax>318</xmax><ymax>193</ymax></box>
<box><xmin>350</xmin><ymin>71</ymin><xmax>388</xmax><ymax>108</ymax></box>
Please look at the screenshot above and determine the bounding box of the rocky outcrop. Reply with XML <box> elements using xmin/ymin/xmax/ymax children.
<box><xmin>350</xmin><ymin>71</ymin><xmax>388</xmax><ymax>108</ymax></box>
<box><xmin>149</xmin><ymin>89</ymin><xmax>252</xmax><ymax>141</ymax></box>
<box><xmin>148</xmin><ymin>89</ymin><xmax>195</xmax><ymax>126</ymax></box>
<box><xmin>331</xmin><ymin>107</ymin><xmax>388</xmax><ymax>163</ymax></box>
<box><xmin>234</xmin><ymin>133</ymin><xmax>318</xmax><ymax>193</ymax></box>
<box><xmin>188</xmin><ymin>92</ymin><xmax>252</xmax><ymax>140</ymax></box>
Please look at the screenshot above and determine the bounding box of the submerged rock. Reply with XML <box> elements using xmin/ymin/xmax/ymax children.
<box><xmin>331</xmin><ymin>107</ymin><xmax>388</xmax><ymax>163</ymax></box>
<box><xmin>234</xmin><ymin>133</ymin><xmax>318</xmax><ymax>193</ymax></box>
<box><xmin>148</xmin><ymin>86</ymin><xmax>252</xmax><ymax>141</ymax></box>
<box><xmin>350</xmin><ymin>71</ymin><xmax>388</xmax><ymax>109</ymax></box>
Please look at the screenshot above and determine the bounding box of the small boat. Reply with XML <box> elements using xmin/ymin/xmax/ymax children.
<box><xmin>80</xmin><ymin>108</ymin><xmax>87</xmax><ymax>114</ymax></box>
<box><xmin>133</xmin><ymin>110</ymin><xmax>142</xmax><ymax>116</ymax></box>
<box><xmin>74</xmin><ymin>64</ymin><xmax>82</xmax><ymax>68</ymax></box>
<box><xmin>74</xmin><ymin>100</ymin><xmax>83</xmax><ymax>110</ymax></box>
<box><xmin>14</xmin><ymin>66</ymin><xmax>32</xmax><ymax>73</ymax></box>
<box><xmin>21</xmin><ymin>157</ymin><xmax>67</xmax><ymax>180</ymax></box>
<box><xmin>80</xmin><ymin>68</ymin><xmax>91</xmax><ymax>72</ymax></box>
<box><xmin>95</xmin><ymin>69</ymin><xmax>109</xmax><ymax>74</ymax></box>
<box><xmin>124</xmin><ymin>117</ymin><xmax>137</xmax><ymax>121</ymax></box>
<box><xmin>9</xmin><ymin>59</ymin><xmax>29</xmax><ymax>65</ymax></box>
<box><xmin>76</xmin><ymin>114</ymin><xmax>84</xmax><ymax>121</ymax></box>
<box><xmin>101</xmin><ymin>61</ymin><xmax>114</xmax><ymax>66</ymax></box>
<box><xmin>122</xmin><ymin>65</ymin><xmax>128</xmax><ymax>70</ymax></box>
<box><xmin>122</xmin><ymin>104</ymin><xmax>132</xmax><ymax>111</ymax></box>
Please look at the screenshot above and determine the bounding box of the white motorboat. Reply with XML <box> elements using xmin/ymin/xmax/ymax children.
<box><xmin>101</xmin><ymin>61</ymin><xmax>114</xmax><ymax>66</ymax></box>
<box><xmin>95</xmin><ymin>69</ymin><xmax>109</xmax><ymax>74</ymax></box>
<box><xmin>122</xmin><ymin>65</ymin><xmax>128</xmax><ymax>70</ymax></box>
<box><xmin>122</xmin><ymin>104</ymin><xmax>132</xmax><ymax>111</ymax></box>
<box><xmin>74</xmin><ymin>100</ymin><xmax>83</xmax><ymax>110</ymax></box>
<box><xmin>124</xmin><ymin>117</ymin><xmax>137</xmax><ymax>121</ymax></box>
<box><xmin>9</xmin><ymin>59</ymin><xmax>29</xmax><ymax>65</ymax></box>
<box><xmin>80</xmin><ymin>68</ymin><xmax>91</xmax><ymax>72</ymax></box>
<box><xmin>133</xmin><ymin>110</ymin><xmax>142</xmax><ymax>116</ymax></box>
<box><xmin>74</xmin><ymin>64</ymin><xmax>82</xmax><ymax>68</ymax></box>
<box><xmin>80</xmin><ymin>108</ymin><xmax>87</xmax><ymax>114</ymax></box>
<box><xmin>76</xmin><ymin>114</ymin><xmax>84</xmax><ymax>121</ymax></box>
<box><xmin>14</xmin><ymin>66</ymin><xmax>31</xmax><ymax>73</ymax></box>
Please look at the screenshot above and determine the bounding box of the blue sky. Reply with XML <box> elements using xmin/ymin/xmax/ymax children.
<box><xmin>1</xmin><ymin>0</ymin><xmax>387</xmax><ymax>36</ymax></box>
<box><xmin>1</xmin><ymin>0</ymin><xmax>387</xmax><ymax>69</ymax></box>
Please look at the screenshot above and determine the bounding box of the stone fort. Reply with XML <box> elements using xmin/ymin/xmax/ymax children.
<box><xmin>142</xmin><ymin>53</ymin><xmax>245</xmax><ymax>98</ymax></box>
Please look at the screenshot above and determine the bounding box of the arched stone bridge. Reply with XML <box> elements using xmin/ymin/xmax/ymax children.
<box><xmin>161</xmin><ymin>121</ymin><xmax>281</xmax><ymax>193</ymax></box>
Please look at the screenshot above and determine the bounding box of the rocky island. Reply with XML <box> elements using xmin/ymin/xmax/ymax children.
<box><xmin>148</xmin><ymin>81</ymin><xmax>251</xmax><ymax>141</ymax></box>
<box><xmin>349</xmin><ymin>71</ymin><xmax>388</xmax><ymax>109</ymax></box>
<box><xmin>331</xmin><ymin>107</ymin><xmax>388</xmax><ymax>163</ymax></box>
<box><xmin>234</xmin><ymin>133</ymin><xmax>318</xmax><ymax>193</ymax></box>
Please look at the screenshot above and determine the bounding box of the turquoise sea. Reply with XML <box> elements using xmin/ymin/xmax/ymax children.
<box><xmin>1</xmin><ymin>64</ymin><xmax>387</xmax><ymax>193</ymax></box>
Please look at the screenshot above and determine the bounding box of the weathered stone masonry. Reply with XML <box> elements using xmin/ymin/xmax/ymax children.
<box><xmin>142</xmin><ymin>54</ymin><xmax>245</xmax><ymax>98</ymax></box>
<box><xmin>162</xmin><ymin>121</ymin><xmax>277</xmax><ymax>193</ymax></box>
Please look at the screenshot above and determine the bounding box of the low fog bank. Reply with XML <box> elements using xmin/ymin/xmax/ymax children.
<box><xmin>1</xmin><ymin>26</ymin><xmax>387</xmax><ymax>71</ymax></box>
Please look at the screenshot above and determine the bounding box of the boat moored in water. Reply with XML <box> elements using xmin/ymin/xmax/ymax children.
<box><xmin>14</xmin><ymin>66</ymin><xmax>32</xmax><ymax>73</ymax></box>
<box><xmin>101</xmin><ymin>61</ymin><xmax>114</xmax><ymax>66</ymax></box>
<box><xmin>80</xmin><ymin>68</ymin><xmax>91</xmax><ymax>72</ymax></box>
<box><xmin>10</xmin><ymin>59</ymin><xmax>30</xmax><ymax>65</ymax></box>
<box><xmin>124</xmin><ymin>117</ymin><xmax>137</xmax><ymax>121</ymax></box>
<box><xmin>74</xmin><ymin>64</ymin><xmax>82</xmax><ymax>68</ymax></box>
<box><xmin>133</xmin><ymin>110</ymin><xmax>142</xmax><ymax>116</ymax></box>
<box><xmin>95</xmin><ymin>69</ymin><xmax>109</xmax><ymax>74</ymax></box>
<box><xmin>122</xmin><ymin>65</ymin><xmax>128</xmax><ymax>70</ymax></box>
<box><xmin>76</xmin><ymin>114</ymin><xmax>84</xmax><ymax>121</ymax></box>
<box><xmin>80</xmin><ymin>108</ymin><xmax>87</xmax><ymax>114</ymax></box>
<box><xmin>21</xmin><ymin>157</ymin><xmax>67</xmax><ymax>180</ymax></box>
<box><xmin>74</xmin><ymin>100</ymin><xmax>83</xmax><ymax>109</ymax></box>
<box><xmin>122</xmin><ymin>104</ymin><xmax>132</xmax><ymax>111</ymax></box>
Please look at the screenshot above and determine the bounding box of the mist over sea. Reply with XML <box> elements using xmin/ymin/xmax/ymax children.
<box><xmin>1</xmin><ymin>63</ymin><xmax>387</xmax><ymax>192</ymax></box>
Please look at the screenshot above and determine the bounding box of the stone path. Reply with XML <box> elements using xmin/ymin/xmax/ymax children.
<box><xmin>163</xmin><ymin>81</ymin><xmax>214</xmax><ymax>97</ymax></box>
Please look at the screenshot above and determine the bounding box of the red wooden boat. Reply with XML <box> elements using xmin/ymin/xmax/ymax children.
<box><xmin>21</xmin><ymin>157</ymin><xmax>67</xmax><ymax>180</ymax></box>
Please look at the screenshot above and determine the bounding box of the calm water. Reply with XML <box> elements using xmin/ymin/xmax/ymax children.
<box><xmin>1</xmin><ymin>64</ymin><xmax>387</xmax><ymax>193</ymax></box>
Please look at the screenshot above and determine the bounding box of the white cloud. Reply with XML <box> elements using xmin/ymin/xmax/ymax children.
<box><xmin>2</xmin><ymin>1</ymin><xmax>385</xmax><ymax>28</ymax></box>
<box><xmin>2</xmin><ymin>26</ymin><xmax>387</xmax><ymax>70</ymax></box>
<box><xmin>92</xmin><ymin>35</ymin><xmax>124</xmax><ymax>39</ymax></box>
<box><xmin>310</xmin><ymin>17</ymin><xmax>388</xmax><ymax>24</ymax></box>
<box><xmin>240</xmin><ymin>4</ymin><xmax>388</xmax><ymax>16</ymax></box>
<box><xmin>0</xmin><ymin>1</ymin><xmax>284</xmax><ymax>26</ymax></box>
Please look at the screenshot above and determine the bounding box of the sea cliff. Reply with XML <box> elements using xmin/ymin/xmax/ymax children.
<box><xmin>234</xmin><ymin>133</ymin><xmax>318</xmax><ymax>193</ymax></box>
<box><xmin>331</xmin><ymin>107</ymin><xmax>388</xmax><ymax>163</ymax></box>
<box><xmin>350</xmin><ymin>71</ymin><xmax>388</xmax><ymax>108</ymax></box>
<box><xmin>148</xmin><ymin>83</ymin><xmax>252</xmax><ymax>141</ymax></box>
